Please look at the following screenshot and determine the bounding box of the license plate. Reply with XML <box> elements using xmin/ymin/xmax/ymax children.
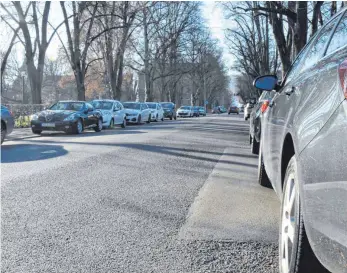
<box><xmin>42</xmin><ymin>123</ymin><xmax>55</xmax><ymax>127</ymax></box>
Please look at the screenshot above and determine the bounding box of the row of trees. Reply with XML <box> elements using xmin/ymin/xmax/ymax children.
<box><xmin>223</xmin><ymin>1</ymin><xmax>346</xmax><ymax>101</ymax></box>
<box><xmin>0</xmin><ymin>1</ymin><xmax>229</xmax><ymax>107</ymax></box>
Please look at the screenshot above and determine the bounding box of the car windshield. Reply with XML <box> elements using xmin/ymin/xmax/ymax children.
<box><xmin>180</xmin><ymin>106</ymin><xmax>191</xmax><ymax>110</ymax></box>
<box><xmin>50</xmin><ymin>102</ymin><xmax>84</xmax><ymax>111</ymax></box>
<box><xmin>92</xmin><ymin>101</ymin><xmax>113</xmax><ymax>110</ymax></box>
<box><xmin>160</xmin><ymin>103</ymin><xmax>173</xmax><ymax>108</ymax></box>
<box><xmin>146</xmin><ymin>104</ymin><xmax>157</xmax><ymax>109</ymax></box>
<box><xmin>199</xmin><ymin>107</ymin><xmax>205</xmax><ymax>110</ymax></box>
<box><xmin>193</xmin><ymin>106</ymin><xmax>199</xmax><ymax>110</ymax></box>
<box><xmin>123</xmin><ymin>102</ymin><xmax>141</xmax><ymax>110</ymax></box>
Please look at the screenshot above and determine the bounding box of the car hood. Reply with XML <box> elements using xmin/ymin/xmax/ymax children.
<box><xmin>98</xmin><ymin>109</ymin><xmax>113</xmax><ymax>115</ymax></box>
<box><xmin>178</xmin><ymin>109</ymin><xmax>190</xmax><ymax>112</ymax></box>
<box><xmin>124</xmin><ymin>109</ymin><xmax>140</xmax><ymax>115</ymax></box>
<box><xmin>37</xmin><ymin>110</ymin><xmax>77</xmax><ymax>121</ymax></box>
<box><xmin>163</xmin><ymin>108</ymin><xmax>173</xmax><ymax>111</ymax></box>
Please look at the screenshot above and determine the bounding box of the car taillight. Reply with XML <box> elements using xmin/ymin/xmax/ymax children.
<box><xmin>338</xmin><ymin>59</ymin><xmax>347</xmax><ymax>99</ymax></box>
<box><xmin>261</xmin><ymin>100</ymin><xmax>270</xmax><ymax>113</ymax></box>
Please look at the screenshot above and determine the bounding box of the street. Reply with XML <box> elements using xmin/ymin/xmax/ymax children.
<box><xmin>1</xmin><ymin>114</ymin><xmax>280</xmax><ymax>273</ymax></box>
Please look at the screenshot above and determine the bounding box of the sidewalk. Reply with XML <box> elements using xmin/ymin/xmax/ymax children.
<box><xmin>6</xmin><ymin>128</ymin><xmax>39</xmax><ymax>141</ymax></box>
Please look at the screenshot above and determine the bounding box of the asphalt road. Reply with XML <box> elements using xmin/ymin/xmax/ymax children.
<box><xmin>1</xmin><ymin>114</ymin><xmax>280</xmax><ymax>273</ymax></box>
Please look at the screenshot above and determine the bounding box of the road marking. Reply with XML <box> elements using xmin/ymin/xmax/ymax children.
<box><xmin>178</xmin><ymin>146</ymin><xmax>280</xmax><ymax>242</ymax></box>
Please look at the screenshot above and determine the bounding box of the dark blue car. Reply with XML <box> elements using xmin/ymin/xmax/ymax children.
<box><xmin>1</xmin><ymin>105</ymin><xmax>14</xmax><ymax>144</ymax></box>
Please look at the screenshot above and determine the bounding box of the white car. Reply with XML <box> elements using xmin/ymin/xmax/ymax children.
<box><xmin>91</xmin><ymin>99</ymin><xmax>126</xmax><ymax>128</ymax></box>
<box><xmin>146</xmin><ymin>102</ymin><xmax>164</xmax><ymax>122</ymax></box>
<box><xmin>177</xmin><ymin>106</ymin><xmax>193</xmax><ymax>117</ymax></box>
<box><xmin>123</xmin><ymin>102</ymin><xmax>151</xmax><ymax>124</ymax></box>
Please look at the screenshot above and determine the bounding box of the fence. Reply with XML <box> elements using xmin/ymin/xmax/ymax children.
<box><xmin>4</xmin><ymin>104</ymin><xmax>48</xmax><ymax>128</ymax></box>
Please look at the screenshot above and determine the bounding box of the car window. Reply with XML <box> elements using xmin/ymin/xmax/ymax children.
<box><xmin>299</xmin><ymin>16</ymin><xmax>340</xmax><ymax>73</ymax></box>
<box><xmin>116</xmin><ymin>102</ymin><xmax>123</xmax><ymax>110</ymax></box>
<box><xmin>326</xmin><ymin>11</ymin><xmax>347</xmax><ymax>54</ymax></box>
<box><xmin>141</xmin><ymin>104</ymin><xmax>148</xmax><ymax>110</ymax></box>
<box><xmin>86</xmin><ymin>103</ymin><xmax>94</xmax><ymax>111</ymax></box>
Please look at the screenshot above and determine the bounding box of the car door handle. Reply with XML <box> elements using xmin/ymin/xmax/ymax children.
<box><xmin>285</xmin><ymin>86</ymin><xmax>296</xmax><ymax>96</ymax></box>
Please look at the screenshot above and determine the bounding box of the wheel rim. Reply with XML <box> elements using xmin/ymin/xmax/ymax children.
<box><xmin>280</xmin><ymin>173</ymin><xmax>296</xmax><ymax>273</ymax></box>
<box><xmin>98</xmin><ymin>119</ymin><xmax>102</xmax><ymax>129</ymax></box>
<box><xmin>77</xmin><ymin>120</ymin><xmax>83</xmax><ymax>133</ymax></box>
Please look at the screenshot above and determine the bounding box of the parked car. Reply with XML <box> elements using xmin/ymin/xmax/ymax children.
<box><xmin>177</xmin><ymin>106</ymin><xmax>193</xmax><ymax>117</ymax></box>
<box><xmin>219</xmin><ymin>106</ymin><xmax>227</xmax><ymax>113</ymax></box>
<box><xmin>254</xmin><ymin>9</ymin><xmax>347</xmax><ymax>273</ymax></box>
<box><xmin>192</xmin><ymin>106</ymin><xmax>200</xmax><ymax>117</ymax></box>
<box><xmin>146</xmin><ymin>102</ymin><xmax>164</xmax><ymax>122</ymax></box>
<box><xmin>249</xmin><ymin>91</ymin><xmax>275</xmax><ymax>154</ymax></box>
<box><xmin>123</xmin><ymin>102</ymin><xmax>151</xmax><ymax>124</ymax></box>
<box><xmin>91</xmin><ymin>100</ymin><xmax>126</xmax><ymax>129</ymax></box>
<box><xmin>198</xmin><ymin>106</ymin><xmax>206</xmax><ymax>116</ymax></box>
<box><xmin>30</xmin><ymin>101</ymin><xmax>103</xmax><ymax>135</ymax></box>
<box><xmin>1</xmin><ymin>105</ymin><xmax>14</xmax><ymax>144</ymax></box>
<box><xmin>212</xmin><ymin>106</ymin><xmax>220</xmax><ymax>114</ymax></box>
<box><xmin>160</xmin><ymin>102</ymin><xmax>176</xmax><ymax>120</ymax></box>
<box><xmin>228</xmin><ymin>105</ymin><xmax>240</xmax><ymax>115</ymax></box>
<box><xmin>244</xmin><ymin>98</ymin><xmax>256</xmax><ymax>120</ymax></box>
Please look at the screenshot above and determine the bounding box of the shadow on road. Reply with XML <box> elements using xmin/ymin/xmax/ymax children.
<box><xmin>1</xmin><ymin>144</ymin><xmax>68</xmax><ymax>163</ymax></box>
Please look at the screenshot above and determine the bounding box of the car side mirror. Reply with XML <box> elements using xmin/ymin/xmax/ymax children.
<box><xmin>253</xmin><ymin>75</ymin><xmax>278</xmax><ymax>91</ymax></box>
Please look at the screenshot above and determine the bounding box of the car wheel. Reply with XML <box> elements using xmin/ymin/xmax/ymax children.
<box><xmin>121</xmin><ymin>118</ymin><xmax>126</xmax><ymax>128</ymax></box>
<box><xmin>137</xmin><ymin>115</ymin><xmax>142</xmax><ymax>125</ymax></box>
<box><xmin>74</xmin><ymin>119</ymin><xmax>83</xmax><ymax>134</ymax></box>
<box><xmin>258</xmin><ymin>142</ymin><xmax>272</xmax><ymax>188</ymax></box>
<box><xmin>94</xmin><ymin>118</ymin><xmax>102</xmax><ymax>132</ymax></box>
<box><xmin>1</xmin><ymin>122</ymin><xmax>6</xmax><ymax>144</ymax></box>
<box><xmin>279</xmin><ymin>156</ymin><xmax>329</xmax><ymax>273</ymax></box>
<box><xmin>109</xmin><ymin>118</ymin><xmax>114</xmax><ymax>129</ymax></box>
<box><xmin>161</xmin><ymin>116</ymin><xmax>164</xmax><ymax>121</ymax></box>
<box><xmin>251</xmin><ymin>136</ymin><xmax>259</xmax><ymax>155</ymax></box>
<box><xmin>146</xmin><ymin>115</ymin><xmax>150</xmax><ymax>124</ymax></box>
<box><xmin>155</xmin><ymin>114</ymin><xmax>158</xmax><ymax>122</ymax></box>
<box><xmin>32</xmin><ymin>129</ymin><xmax>42</xmax><ymax>135</ymax></box>
<box><xmin>174</xmin><ymin>116</ymin><xmax>177</xmax><ymax>120</ymax></box>
<box><xmin>170</xmin><ymin>116</ymin><xmax>173</xmax><ymax>120</ymax></box>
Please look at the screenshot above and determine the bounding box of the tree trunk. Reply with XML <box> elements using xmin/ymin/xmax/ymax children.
<box><xmin>74</xmin><ymin>66</ymin><xmax>85</xmax><ymax>101</ymax></box>
<box><xmin>294</xmin><ymin>2</ymin><xmax>308</xmax><ymax>57</ymax></box>
<box><xmin>143</xmin><ymin>8</ymin><xmax>152</xmax><ymax>101</ymax></box>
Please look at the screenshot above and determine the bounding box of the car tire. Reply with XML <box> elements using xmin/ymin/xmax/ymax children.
<box><xmin>94</xmin><ymin>118</ymin><xmax>102</xmax><ymax>132</ymax></box>
<box><xmin>109</xmin><ymin>118</ymin><xmax>114</xmax><ymax>129</ymax></box>
<box><xmin>170</xmin><ymin>116</ymin><xmax>172</xmax><ymax>120</ymax></box>
<box><xmin>146</xmin><ymin>115</ymin><xmax>150</xmax><ymax>124</ymax></box>
<box><xmin>279</xmin><ymin>156</ymin><xmax>329</xmax><ymax>273</ymax></box>
<box><xmin>1</xmin><ymin>122</ymin><xmax>7</xmax><ymax>144</ymax></box>
<box><xmin>31</xmin><ymin>129</ymin><xmax>42</xmax><ymax>135</ymax></box>
<box><xmin>251</xmin><ymin>136</ymin><xmax>260</xmax><ymax>155</ymax></box>
<box><xmin>74</xmin><ymin>119</ymin><xmax>83</xmax><ymax>134</ymax></box>
<box><xmin>137</xmin><ymin>115</ymin><xmax>142</xmax><ymax>125</ymax></box>
<box><xmin>174</xmin><ymin>115</ymin><xmax>177</xmax><ymax>120</ymax></box>
<box><xmin>258</xmin><ymin>143</ymin><xmax>272</xmax><ymax>188</ymax></box>
<box><xmin>121</xmin><ymin>118</ymin><xmax>126</xmax><ymax>128</ymax></box>
<box><xmin>155</xmin><ymin>114</ymin><xmax>158</xmax><ymax>122</ymax></box>
<box><xmin>161</xmin><ymin>116</ymin><xmax>164</xmax><ymax>121</ymax></box>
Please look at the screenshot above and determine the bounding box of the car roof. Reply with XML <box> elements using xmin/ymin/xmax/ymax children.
<box><xmin>92</xmin><ymin>99</ymin><xmax>115</xmax><ymax>102</ymax></box>
<box><xmin>58</xmin><ymin>101</ymin><xmax>85</xmax><ymax>103</ymax></box>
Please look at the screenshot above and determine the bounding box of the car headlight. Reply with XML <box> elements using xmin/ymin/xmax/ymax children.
<box><xmin>64</xmin><ymin>114</ymin><xmax>77</xmax><ymax>121</ymax></box>
<box><xmin>31</xmin><ymin>114</ymin><xmax>39</xmax><ymax>121</ymax></box>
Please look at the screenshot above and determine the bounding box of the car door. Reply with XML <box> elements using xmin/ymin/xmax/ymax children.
<box><xmin>141</xmin><ymin>103</ymin><xmax>149</xmax><ymax>120</ymax></box>
<box><xmin>263</xmin><ymin>43</ymin><xmax>313</xmax><ymax>184</ymax></box>
<box><xmin>116</xmin><ymin>101</ymin><xmax>125</xmax><ymax>124</ymax></box>
<box><xmin>113</xmin><ymin>101</ymin><xmax>122</xmax><ymax>124</ymax></box>
<box><xmin>297</xmin><ymin>11</ymin><xmax>347</xmax><ymax>273</ymax></box>
<box><xmin>85</xmin><ymin>103</ymin><xmax>98</xmax><ymax>127</ymax></box>
<box><xmin>157</xmin><ymin>104</ymin><xmax>163</xmax><ymax>119</ymax></box>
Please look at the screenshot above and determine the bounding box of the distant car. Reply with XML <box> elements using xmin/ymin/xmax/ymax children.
<box><xmin>192</xmin><ymin>106</ymin><xmax>200</xmax><ymax>117</ymax></box>
<box><xmin>91</xmin><ymin>100</ymin><xmax>126</xmax><ymax>129</ymax></box>
<box><xmin>177</xmin><ymin>106</ymin><xmax>193</xmax><ymax>117</ymax></box>
<box><xmin>212</xmin><ymin>106</ymin><xmax>220</xmax><ymax>114</ymax></box>
<box><xmin>30</xmin><ymin>101</ymin><xmax>103</xmax><ymax>135</ymax></box>
<box><xmin>228</xmin><ymin>105</ymin><xmax>240</xmax><ymax>115</ymax></box>
<box><xmin>123</xmin><ymin>102</ymin><xmax>151</xmax><ymax>124</ymax></box>
<box><xmin>198</xmin><ymin>106</ymin><xmax>206</xmax><ymax>116</ymax></box>
<box><xmin>1</xmin><ymin>105</ymin><xmax>14</xmax><ymax>144</ymax></box>
<box><xmin>249</xmin><ymin>91</ymin><xmax>275</xmax><ymax>154</ymax></box>
<box><xmin>160</xmin><ymin>102</ymin><xmax>176</xmax><ymax>120</ymax></box>
<box><xmin>219</xmin><ymin>106</ymin><xmax>227</xmax><ymax>113</ymax></box>
<box><xmin>146</xmin><ymin>102</ymin><xmax>164</xmax><ymax>122</ymax></box>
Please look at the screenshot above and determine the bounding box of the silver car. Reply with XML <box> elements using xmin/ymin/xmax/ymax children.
<box><xmin>91</xmin><ymin>100</ymin><xmax>126</xmax><ymax>129</ymax></box>
<box><xmin>254</xmin><ymin>8</ymin><xmax>347</xmax><ymax>273</ymax></box>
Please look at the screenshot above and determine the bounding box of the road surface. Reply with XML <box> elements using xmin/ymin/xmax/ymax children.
<box><xmin>1</xmin><ymin>114</ymin><xmax>280</xmax><ymax>273</ymax></box>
